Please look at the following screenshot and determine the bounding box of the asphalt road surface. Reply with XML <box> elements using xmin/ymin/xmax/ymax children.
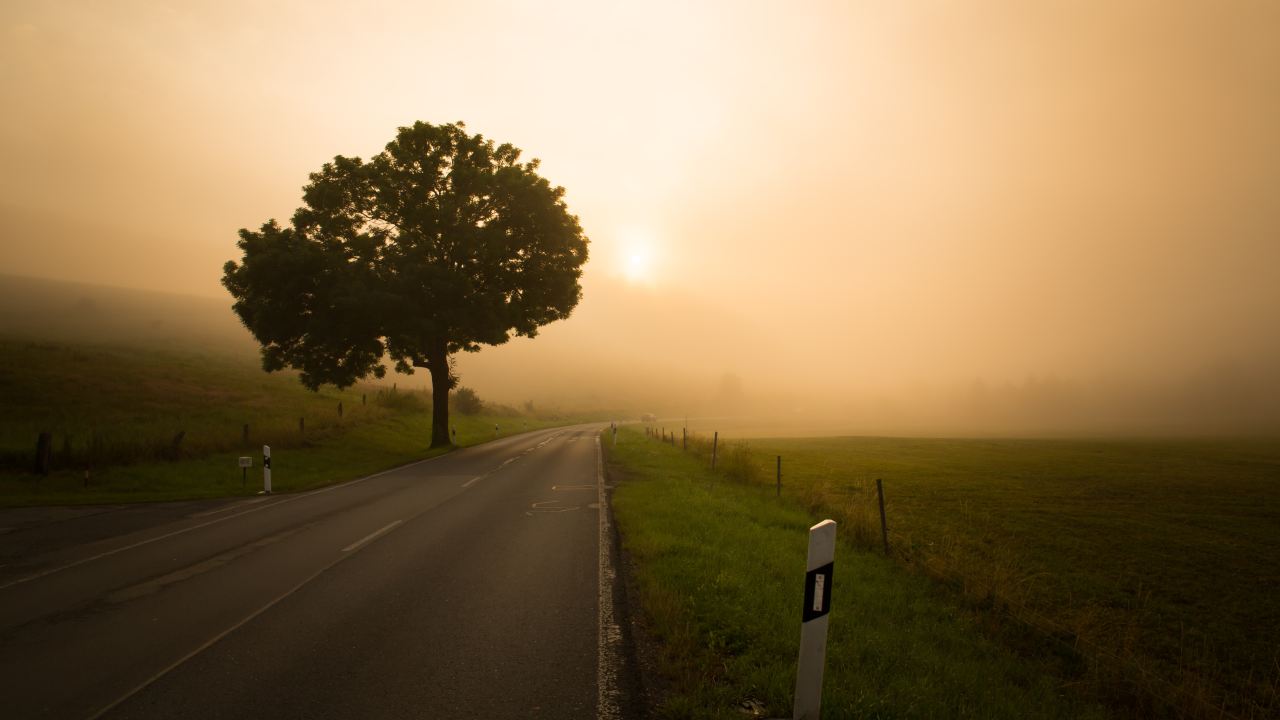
<box><xmin>0</xmin><ymin>424</ymin><xmax>635</xmax><ymax>719</ymax></box>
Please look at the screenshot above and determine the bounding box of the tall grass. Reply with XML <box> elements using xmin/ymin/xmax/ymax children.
<box><xmin>0</xmin><ymin>337</ymin><xmax>603</xmax><ymax>505</ymax></box>
<box><xmin>0</xmin><ymin>338</ymin><xmax>437</xmax><ymax>472</ymax></box>
<box><xmin>610</xmin><ymin>426</ymin><xmax>1105</xmax><ymax>719</ymax></box>
<box><xmin>643</xmin><ymin>426</ymin><xmax>1280</xmax><ymax>719</ymax></box>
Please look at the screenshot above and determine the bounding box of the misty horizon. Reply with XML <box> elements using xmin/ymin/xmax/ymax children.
<box><xmin>2</xmin><ymin>272</ymin><xmax>1275</xmax><ymax>438</ymax></box>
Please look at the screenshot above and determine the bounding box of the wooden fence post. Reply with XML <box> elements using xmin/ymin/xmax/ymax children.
<box><xmin>35</xmin><ymin>432</ymin><xmax>52</xmax><ymax>475</ymax></box>
<box><xmin>876</xmin><ymin>478</ymin><xmax>890</xmax><ymax>556</ymax></box>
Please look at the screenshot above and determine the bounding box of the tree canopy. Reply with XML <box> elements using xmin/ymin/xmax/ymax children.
<box><xmin>223</xmin><ymin>121</ymin><xmax>588</xmax><ymax>446</ymax></box>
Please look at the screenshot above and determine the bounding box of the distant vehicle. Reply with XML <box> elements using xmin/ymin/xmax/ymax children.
<box><xmin>640</xmin><ymin>413</ymin><xmax>658</xmax><ymax>423</ymax></box>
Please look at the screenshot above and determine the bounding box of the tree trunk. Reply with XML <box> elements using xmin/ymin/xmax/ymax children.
<box><xmin>427</xmin><ymin>346</ymin><xmax>452</xmax><ymax>448</ymax></box>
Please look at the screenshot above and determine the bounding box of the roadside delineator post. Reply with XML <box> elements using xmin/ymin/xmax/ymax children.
<box><xmin>262</xmin><ymin>445</ymin><xmax>272</xmax><ymax>494</ymax></box>
<box><xmin>793</xmin><ymin>519</ymin><xmax>836</xmax><ymax>720</ymax></box>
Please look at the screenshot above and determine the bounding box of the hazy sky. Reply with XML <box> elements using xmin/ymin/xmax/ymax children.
<box><xmin>3</xmin><ymin>0</ymin><xmax>1278</xmax><ymax>426</ymax></box>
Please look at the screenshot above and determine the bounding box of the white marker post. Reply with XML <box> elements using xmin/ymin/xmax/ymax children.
<box><xmin>262</xmin><ymin>445</ymin><xmax>272</xmax><ymax>494</ymax></box>
<box><xmin>793</xmin><ymin>519</ymin><xmax>836</xmax><ymax>720</ymax></box>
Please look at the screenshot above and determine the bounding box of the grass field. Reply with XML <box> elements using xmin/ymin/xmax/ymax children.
<box><xmin>662</xmin><ymin>430</ymin><xmax>1280</xmax><ymax>718</ymax></box>
<box><xmin>0</xmin><ymin>338</ymin><xmax>390</xmax><ymax>466</ymax></box>
<box><xmin>606</xmin><ymin>426</ymin><xmax>1105</xmax><ymax>719</ymax></box>
<box><xmin>0</xmin><ymin>336</ymin><xmax>585</xmax><ymax>506</ymax></box>
<box><xmin>0</xmin><ymin>276</ymin><xmax>601</xmax><ymax>505</ymax></box>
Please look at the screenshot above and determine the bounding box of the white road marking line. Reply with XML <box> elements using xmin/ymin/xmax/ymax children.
<box><xmin>0</xmin><ymin>497</ymin><xmax>295</xmax><ymax>591</ymax></box>
<box><xmin>529</xmin><ymin>501</ymin><xmax>579</xmax><ymax>513</ymax></box>
<box><xmin>298</xmin><ymin>452</ymin><xmax>442</xmax><ymax>497</ymax></box>
<box><xmin>596</xmin><ymin>434</ymin><xmax>622</xmax><ymax>720</ymax></box>
<box><xmin>86</xmin><ymin>508</ymin><xmax>422</xmax><ymax>720</ymax></box>
<box><xmin>465</xmin><ymin>432</ymin><xmax>568</xmax><ymax>486</ymax></box>
<box><xmin>189</xmin><ymin>496</ymin><xmax>272</xmax><ymax>518</ymax></box>
<box><xmin>342</xmin><ymin>520</ymin><xmax>403</xmax><ymax>553</ymax></box>
<box><xmin>0</xmin><ymin>449</ymin><xmax>460</xmax><ymax>592</ymax></box>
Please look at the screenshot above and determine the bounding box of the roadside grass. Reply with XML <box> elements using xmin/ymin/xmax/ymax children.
<box><xmin>672</xmin><ymin>431</ymin><xmax>1280</xmax><ymax>719</ymax></box>
<box><xmin>0</xmin><ymin>337</ymin><xmax>584</xmax><ymax>506</ymax></box>
<box><xmin>0</xmin><ymin>411</ymin><xmax>570</xmax><ymax>506</ymax></box>
<box><xmin>0</xmin><ymin>338</ymin><xmax>437</xmax><ymax>468</ymax></box>
<box><xmin>607</xmin><ymin>427</ymin><xmax>1105</xmax><ymax>719</ymax></box>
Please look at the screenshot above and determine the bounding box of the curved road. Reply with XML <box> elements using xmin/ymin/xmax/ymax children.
<box><xmin>0</xmin><ymin>424</ymin><xmax>633</xmax><ymax>719</ymax></box>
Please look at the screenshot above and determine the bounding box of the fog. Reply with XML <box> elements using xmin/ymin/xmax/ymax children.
<box><xmin>3</xmin><ymin>1</ymin><xmax>1278</xmax><ymax>435</ymax></box>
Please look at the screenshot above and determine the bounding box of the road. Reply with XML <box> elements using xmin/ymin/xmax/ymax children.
<box><xmin>0</xmin><ymin>424</ymin><xmax>634</xmax><ymax>719</ymax></box>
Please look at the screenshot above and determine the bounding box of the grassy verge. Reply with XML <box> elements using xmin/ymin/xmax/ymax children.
<box><xmin>0</xmin><ymin>337</ymin><xmax>594</xmax><ymax>506</ymax></box>
<box><xmin>606</xmin><ymin>427</ymin><xmax>1104</xmax><ymax>719</ymax></box>
<box><xmin>0</xmin><ymin>411</ymin><xmax>574</xmax><ymax>506</ymax></box>
<box><xmin>655</xmin><ymin>429</ymin><xmax>1280</xmax><ymax>719</ymax></box>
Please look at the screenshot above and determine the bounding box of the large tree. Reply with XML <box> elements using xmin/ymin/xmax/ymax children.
<box><xmin>223</xmin><ymin>121</ymin><xmax>588</xmax><ymax>447</ymax></box>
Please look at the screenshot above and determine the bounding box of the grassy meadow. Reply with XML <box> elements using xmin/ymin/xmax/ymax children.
<box><xmin>606</xmin><ymin>426</ymin><xmax>1105</xmax><ymax>719</ymax></box>
<box><xmin>0</xmin><ymin>276</ymin><xmax>595</xmax><ymax>506</ymax></box>
<box><xmin>653</xmin><ymin>429</ymin><xmax>1279</xmax><ymax>718</ymax></box>
<box><xmin>0</xmin><ymin>335</ymin><xmax>581</xmax><ymax>506</ymax></box>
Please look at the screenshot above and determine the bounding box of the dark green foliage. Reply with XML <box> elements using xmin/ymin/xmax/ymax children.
<box><xmin>223</xmin><ymin>121</ymin><xmax>588</xmax><ymax>446</ymax></box>
<box><xmin>452</xmin><ymin>386</ymin><xmax>483</xmax><ymax>415</ymax></box>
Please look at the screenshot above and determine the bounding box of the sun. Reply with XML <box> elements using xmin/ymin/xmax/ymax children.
<box><xmin>625</xmin><ymin>248</ymin><xmax>652</xmax><ymax>282</ymax></box>
<box><xmin>618</xmin><ymin>227</ymin><xmax>658</xmax><ymax>284</ymax></box>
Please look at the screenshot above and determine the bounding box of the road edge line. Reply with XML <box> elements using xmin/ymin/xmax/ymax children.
<box><xmin>85</xmin><ymin>510</ymin><xmax>419</xmax><ymax>719</ymax></box>
<box><xmin>0</xmin><ymin>439</ymin><xmax>468</xmax><ymax>591</ymax></box>
<box><xmin>597</xmin><ymin>434</ymin><xmax>622</xmax><ymax>720</ymax></box>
